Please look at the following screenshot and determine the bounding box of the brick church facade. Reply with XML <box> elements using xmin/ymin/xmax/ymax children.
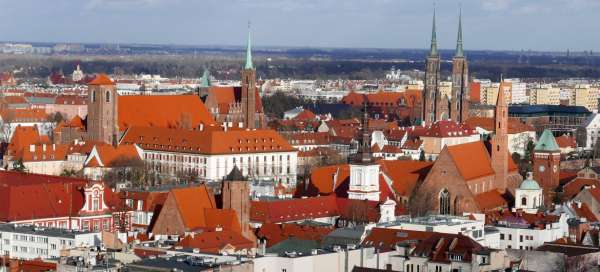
<box><xmin>417</xmin><ymin>81</ymin><xmax>523</xmax><ymax>214</ymax></box>
<box><xmin>204</xmin><ymin>29</ymin><xmax>266</xmax><ymax>129</ymax></box>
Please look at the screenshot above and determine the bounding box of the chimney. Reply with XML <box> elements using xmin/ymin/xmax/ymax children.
<box><xmin>52</xmin><ymin>144</ymin><xmax>56</xmax><ymax>151</ymax></box>
<box><xmin>29</xmin><ymin>144</ymin><xmax>35</xmax><ymax>152</ymax></box>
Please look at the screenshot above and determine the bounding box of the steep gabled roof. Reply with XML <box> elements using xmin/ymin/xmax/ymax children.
<box><xmin>170</xmin><ymin>186</ymin><xmax>217</xmax><ymax>230</ymax></box>
<box><xmin>118</xmin><ymin>95</ymin><xmax>216</xmax><ymax>132</ymax></box>
<box><xmin>446</xmin><ymin>141</ymin><xmax>494</xmax><ymax>181</ymax></box>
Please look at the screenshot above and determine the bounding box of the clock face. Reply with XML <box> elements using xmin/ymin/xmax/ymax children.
<box><xmin>539</xmin><ymin>165</ymin><xmax>545</xmax><ymax>172</ymax></box>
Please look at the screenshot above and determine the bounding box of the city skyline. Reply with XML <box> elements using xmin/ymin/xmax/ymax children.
<box><xmin>0</xmin><ymin>0</ymin><xmax>598</xmax><ymax>52</ymax></box>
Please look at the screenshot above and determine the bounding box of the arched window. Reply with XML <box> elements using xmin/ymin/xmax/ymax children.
<box><xmin>533</xmin><ymin>197</ymin><xmax>537</xmax><ymax>207</ymax></box>
<box><xmin>91</xmin><ymin>90</ymin><xmax>96</xmax><ymax>102</ymax></box>
<box><xmin>439</xmin><ymin>189</ymin><xmax>450</xmax><ymax>215</ymax></box>
<box><xmin>105</xmin><ymin>91</ymin><xmax>111</xmax><ymax>103</ymax></box>
<box><xmin>521</xmin><ymin>197</ymin><xmax>527</xmax><ymax>206</ymax></box>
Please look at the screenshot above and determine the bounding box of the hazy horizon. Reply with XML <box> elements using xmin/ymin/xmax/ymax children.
<box><xmin>0</xmin><ymin>0</ymin><xmax>598</xmax><ymax>52</ymax></box>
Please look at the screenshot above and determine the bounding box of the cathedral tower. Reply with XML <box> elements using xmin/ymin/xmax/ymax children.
<box><xmin>348</xmin><ymin>103</ymin><xmax>381</xmax><ymax>202</ymax></box>
<box><xmin>87</xmin><ymin>74</ymin><xmax>118</xmax><ymax>145</ymax></box>
<box><xmin>450</xmin><ymin>10</ymin><xmax>470</xmax><ymax>123</ymax></box>
<box><xmin>241</xmin><ymin>27</ymin><xmax>257</xmax><ymax>129</ymax></box>
<box><xmin>491</xmin><ymin>80</ymin><xmax>509</xmax><ymax>192</ymax></box>
<box><xmin>423</xmin><ymin>9</ymin><xmax>441</xmax><ymax>125</ymax></box>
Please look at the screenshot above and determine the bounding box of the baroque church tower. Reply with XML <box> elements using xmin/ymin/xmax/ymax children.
<box><xmin>423</xmin><ymin>10</ymin><xmax>442</xmax><ymax>125</ymax></box>
<box><xmin>450</xmin><ymin>10</ymin><xmax>470</xmax><ymax>123</ymax></box>
<box><xmin>491</xmin><ymin>80</ymin><xmax>509</xmax><ymax>193</ymax></box>
<box><xmin>87</xmin><ymin>74</ymin><xmax>119</xmax><ymax>145</ymax></box>
<box><xmin>241</xmin><ymin>27</ymin><xmax>257</xmax><ymax>129</ymax></box>
<box><xmin>348</xmin><ymin>103</ymin><xmax>381</xmax><ymax>202</ymax></box>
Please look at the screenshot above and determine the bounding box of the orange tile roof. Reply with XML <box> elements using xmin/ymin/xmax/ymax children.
<box><xmin>118</xmin><ymin>95</ymin><xmax>217</xmax><ymax>132</ymax></box>
<box><xmin>474</xmin><ymin>190</ymin><xmax>508</xmax><ymax>211</ymax></box>
<box><xmin>121</xmin><ymin>126</ymin><xmax>295</xmax><ymax>155</ymax></box>
<box><xmin>7</xmin><ymin>126</ymin><xmax>50</xmax><ymax>159</ymax></box>
<box><xmin>88</xmin><ymin>73</ymin><xmax>115</xmax><ymax>85</ymax></box>
<box><xmin>85</xmin><ymin>144</ymin><xmax>141</xmax><ymax>167</ymax></box>
<box><xmin>446</xmin><ymin>141</ymin><xmax>495</xmax><ymax>181</ymax></box>
<box><xmin>0</xmin><ymin>109</ymin><xmax>48</xmax><ymax>122</ymax></box>
<box><xmin>170</xmin><ymin>185</ymin><xmax>217</xmax><ymax>230</ymax></box>
<box><xmin>293</xmin><ymin>109</ymin><xmax>317</xmax><ymax>120</ymax></box>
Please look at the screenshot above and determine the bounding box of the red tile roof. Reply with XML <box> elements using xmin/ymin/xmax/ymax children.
<box><xmin>121</xmin><ymin>126</ymin><xmax>295</xmax><ymax>155</ymax></box>
<box><xmin>308</xmin><ymin>160</ymin><xmax>432</xmax><ymax>198</ymax></box>
<box><xmin>256</xmin><ymin>223</ymin><xmax>334</xmax><ymax>247</ymax></box>
<box><xmin>362</xmin><ymin>228</ymin><xmax>434</xmax><ymax>251</ymax></box>
<box><xmin>422</xmin><ymin>120</ymin><xmax>477</xmax><ymax>138</ymax></box>
<box><xmin>411</xmin><ymin>233</ymin><xmax>483</xmax><ymax>263</ymax></box>
<box><xmin>118</xmin><ymin>95</ymin><xmax>217</xmax><ymax>132</ymax></box>
<box><xmin>177</xmin><ymin>231</ymin><xmax>254</xmax><ymax>254</ymax></box>
<box><xmin>562</xmin><ymin>178</ymin><xmax>600</xmax><ymax>200</ymax></box>
<box><xmin>555</xmin><ymin>135</ymin><xmax>577</xmax><ymax>149</ymax></box>
<box><xmin>250</xmin><ymin>196</ymin><xmax>338</xmax><ymax>224</ymax></box>
<box><xmin>571</xmin><ymin>202</ymin><xmax>598</xmax><ymax>222</ymax></box>
<box><xmin>0</xmin><ymin>172</ymin><xmax>120</xmax><ymax>222</ymax></box>
<box><xmin>474</xmin><ymin>190</ymin><xmax>508</xmax><ymax>211</ymax></box>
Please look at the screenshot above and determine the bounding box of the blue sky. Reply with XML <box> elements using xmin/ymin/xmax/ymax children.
<box><xmin>0</xmin><ymin>0</ymin><xmax>597</xmax><ymax>51</ymax></box>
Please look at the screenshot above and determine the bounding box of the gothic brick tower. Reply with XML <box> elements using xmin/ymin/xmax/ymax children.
<box><xmin>222</xmin><ymin>165</ymin><xmax>256</xmax><ymax>245</ymax></box>
<box><xmin>491</xmin><ymin>80</ymin><xmax>508</xmax><ymax>193</ymax></box>
<box><xmin>533</xmin><ymin>130</ymin><xmax>561</xmax><ymax>204</ymax></box>
<box><xmin>87</xmin><ymin>74</ymin><xmax>118</xmax><ymax>145</ymax></box>
<box><xmin>422</xmin><ymin>9</ymin><xmax>441</xmax><ymax>125</ymax></box>
<box><xmin>241</xmin><ymin>27</ymin><xmax>257</xmax><ymax>129</ymax></box>
<box><xmin>451</xmin><ymin>11</ymin><xmax>470</xmax><ymax>123</ymax></box>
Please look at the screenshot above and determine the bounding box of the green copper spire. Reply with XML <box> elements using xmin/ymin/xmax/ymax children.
<box><xmin>244</xmin><ymin>23</ymin><xmax>254</xmax><ymax>70</ymax></box>
<box><xmin>200</xmin><ymin>69</ymin><xmax>211</xmax><ymax>88</ymax></box>
<box><xmin>455</xmin><ymin>8</ymin><xmax>464</xmax><ymax>58</ymax></box>
<box><xmin>429</xmin><ymin>7</ymin><xmax>438</xmax><ymax>57</ymax></box>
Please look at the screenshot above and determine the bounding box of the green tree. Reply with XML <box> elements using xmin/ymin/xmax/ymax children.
<box><xmin>12</xmin><ymin>159</ymin><xmax>26</xmax><ymax>172</ymax></box>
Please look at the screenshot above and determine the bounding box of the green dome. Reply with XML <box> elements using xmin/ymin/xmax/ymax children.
<box><xmin>520</xmin><ymin>178</ymin><xmax>541</xmax><ymax>190</ymax></box>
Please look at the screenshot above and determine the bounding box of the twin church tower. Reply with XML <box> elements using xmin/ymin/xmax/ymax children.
<box><xmin>422</xmin><ymin>10</ymin><xmax>470</xmax><ymax>125</ymax></box>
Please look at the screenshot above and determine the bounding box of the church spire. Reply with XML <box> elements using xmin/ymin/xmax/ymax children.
<box><xmin>429</xmin><ymin>6</ymin><xmax>438</xmax><ymax>57</ymax></box>
<box><xmin>244</xmin><ymin>22</ymin><xmax>254</xmax><ymax>70</ymax></box>
<box><xmin>455</xmin><ymin>8</ymin><xmax>464</xmax><ymax>58</ymax></box>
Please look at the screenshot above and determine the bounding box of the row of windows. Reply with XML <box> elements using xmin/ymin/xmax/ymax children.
<box><xmin>11</xmin><ymin>235</ymin><xmax>48</xmax><ymax>244</ymax></box>
<box><xmin>12</xmin><ymin>246</ymin><xmax>49</xmax><ymax>255</ymax></box>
